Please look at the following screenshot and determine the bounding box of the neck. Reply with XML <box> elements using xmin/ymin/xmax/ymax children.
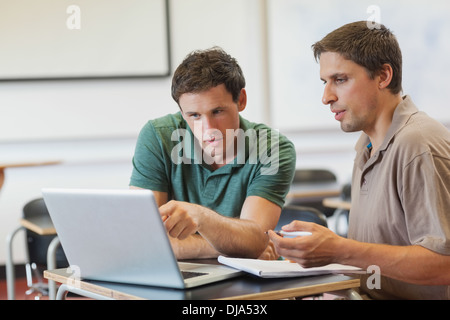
<box><xmin>366</xmin><ymin>93</ymin><xmax>403</xmax><ymax>154</ymax></box>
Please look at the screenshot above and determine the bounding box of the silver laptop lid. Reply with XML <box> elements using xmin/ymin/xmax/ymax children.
<box><xmin>42</xmin><ymin>188</ymin><xmax>186</xmax><ymax>288</ymax></box>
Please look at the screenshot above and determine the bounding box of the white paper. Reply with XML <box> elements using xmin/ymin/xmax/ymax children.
<box><xmin>218</xmin><ymin>256</ymin><xmax>361</xmax><ymax>278</ymax></box>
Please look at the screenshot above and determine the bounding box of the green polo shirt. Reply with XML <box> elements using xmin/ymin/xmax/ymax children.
<box><xmin>130</xmin><ymin>112</ymin><xmax>296</xmax><ymax>217</ymax></box>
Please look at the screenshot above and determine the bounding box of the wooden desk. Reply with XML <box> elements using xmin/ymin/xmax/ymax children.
<box><xmin>44</xmin><ymin>267</ymin><xmax>360</xmax><ymax>300</ymax></box>
<box><xmin>20</xmin><ymin>216</ymin><xmax>56</xmax><ymax>235</ymax></box>
<box><xmin>0</xmin><ymin>160</ymin><xmax>61</xmax><ymax>190</ymax></box>
<box><xmin>323</xmin><ymin>197</ymin><xmax>351</xmax><ymax>211</ymax></box>
<box><xmin>287</xmin><ymin>182</ymin><xmax>341</xmax><ymax>201</ymax></box>
<box><xmin>0</xmin><ymin>160</ymin><xmax>61</xmax><ymax>169</ymax></box>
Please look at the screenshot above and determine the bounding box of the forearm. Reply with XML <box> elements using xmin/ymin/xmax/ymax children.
<box><xmin>197</xmin><ymin>207</ymin><xmax>268</xmax><ymax>259</ymax></box>
<box><xmin>161</xmin><ymin>197</ymin><xmax>277</xmax><ymax>259</ymax></box>
<box><xmin>170</xmin><ymin>234</ymin><xmax>220</xmax><ymax>260</ymax></box>
<box><xmin>271</xmin><ymin>221</ymin><xmax>450</xmax><ymax>286</ymax></box>
<box><xmin>337</xmin><ymin>238</ymin><xmax>450</xmax><ymax>285</ymax></box>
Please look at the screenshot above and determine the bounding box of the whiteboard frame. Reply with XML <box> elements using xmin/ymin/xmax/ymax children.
<box><xmin>0</xmin><ymin>0</ymin><xmax>171</xmax><ymax>81</ymax></box>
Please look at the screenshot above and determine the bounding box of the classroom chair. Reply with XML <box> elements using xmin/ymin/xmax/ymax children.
<box><xmin>22</xmin><ymin>198</ymin><xmax>68</xmax><ymax>299</ymax></box>
<box><xmin>288</xmin><ymin>168</ymin><xmax>338</xmax><ymax>217</ymax></box>
<box><xmin>276</xmin><ymin>205</ymin><xmax>328</xmax><ymax>230</ymax></box>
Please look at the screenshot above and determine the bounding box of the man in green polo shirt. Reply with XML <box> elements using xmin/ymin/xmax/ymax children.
<box><xmin>130</xmin><ymin>47</ymin><xmax>296</xmax><ymax>260</ymax></box>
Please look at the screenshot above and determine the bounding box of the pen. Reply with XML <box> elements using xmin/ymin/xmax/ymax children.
<box><xmin>266</xmin><ymin>230</ymin><xmax>312</xmax><ymax>238</ymax></box>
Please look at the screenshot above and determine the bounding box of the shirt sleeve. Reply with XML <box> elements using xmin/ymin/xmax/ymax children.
<box><xmin>403</xmin><ymin>151</ymin><xmax>450</xmax><ymax>255</ymax></box>
<box><xmin>129</xmin><ymin>121</ymin><xmax>170</xmax><ymax>192</ymax></box>
<box><xmin>246</xmin><ymin>132</ymin><xmax>296</xmax><ymax>208</ymax></box>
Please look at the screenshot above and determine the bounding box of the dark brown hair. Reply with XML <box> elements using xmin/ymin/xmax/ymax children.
<box><xmin>171</xmin><ymin>47</ymin><xmax>246</xmax><ymax>104</ymax></box>
<box><xmin>312</xmin><ymin>21</ymin><xmax>403</xmax><ymax>94</ymax></box>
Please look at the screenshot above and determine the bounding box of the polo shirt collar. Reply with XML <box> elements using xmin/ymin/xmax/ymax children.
<box><xmin>379</xmin><ymin>95</ymin><xmax>419</xmax><ymax>152</ymax></box>
<box><xmin>354</xmin><ymin>95</ymin><xmax>419</xmax><ymax>168</ymax></box>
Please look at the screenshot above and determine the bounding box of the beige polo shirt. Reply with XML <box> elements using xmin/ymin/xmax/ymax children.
<box><xmin>348</xmin><ymin>96</ymin><xmax>450</xmax><ymax>299</ymax></box>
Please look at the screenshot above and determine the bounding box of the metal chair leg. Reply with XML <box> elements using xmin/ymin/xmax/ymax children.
<box><xmin>5</xmin><ymin>226</ymin><xmax>25</xmax><ymax>300</ymax></box>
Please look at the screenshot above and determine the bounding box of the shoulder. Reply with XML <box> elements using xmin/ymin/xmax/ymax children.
<box><xmin>239</xmin><ymin>117</ymin><xmax>295</xmax><ymax>151</ymax></box>
<box><xmin>239</xmin><ymin>117</ymin><xmax>296</xmax><ymax>180</ymax></box>
<box><xmin>144</xmin><ymin>112</ymin><xmax>185</xmax><ymax>131</ymax></box>
<box><xmin>138</xmin><ymin>112</ymin><xmax>186</xmax><ymax>139</ymax></box>
<box><xmin>134</xmin><ymin>112</ymin><xmax>188</xmax><ymax>156</ymax></box>
<box><xmin>395</xmin><ymin>111</ymin><xmax>450</xmax><ymax>160</ymax></box>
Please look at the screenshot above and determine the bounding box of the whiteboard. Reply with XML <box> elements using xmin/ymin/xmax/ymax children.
<box><xmin>0</xmin><ymin>0</ymin><xmax>170</xmax><ymax>79</ymax></box>
<box><xmin>267</xmin><ymin>0</ymin><xmax>450</xmax><ymax>130</ymax></box>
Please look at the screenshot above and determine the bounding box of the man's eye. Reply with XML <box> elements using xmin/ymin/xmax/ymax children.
<box><xmin>336</xmin><ymin>78</ymin><xmax>346</xmax><ymax>84</ymax></box>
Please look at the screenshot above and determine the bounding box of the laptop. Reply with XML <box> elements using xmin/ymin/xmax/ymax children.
<box><xmin>41</xmin><ymin>187</ymin><xmax>242</xmax><ymax>289</ymax></box>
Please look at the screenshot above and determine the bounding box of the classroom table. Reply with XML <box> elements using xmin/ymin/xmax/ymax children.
<box><xmin>0</xmin><ymin>161</ymin><xmax>61</xmax><ymax>187</ymax></box>
<box><xmin>322</xmin><ymin>197</ymin><xmax>351</xmax><ymax>211</ymax></box>
<box><xmin>286</xmin><ymin>182</ymin><xmax>341</xmax><ymax>202</ymax></box>
<box><xmin>44</xmin><ymin>264</ymin><xmax>361</xmax><ymax>300</ymax></box>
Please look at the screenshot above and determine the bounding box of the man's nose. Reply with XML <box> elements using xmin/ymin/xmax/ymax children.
<box><xmin>322</xmin><ymin>84</ymin><xmax>337</xmax><ymax>105</ymax></box>
<box><xmin>202</xmin><ymin>115</ymin><xmax>217</xmax><ymax>131</ymax></box>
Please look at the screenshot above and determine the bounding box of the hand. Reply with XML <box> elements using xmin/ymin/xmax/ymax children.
<box><xmin>258</xmin><ymin>240</ymin><xmax>279</xmax><ymax>260</ymax></box>
<box><xmin>159</xmin><ymin>200</ymin><xmax>204</xmax><ymax>240</ymax></box>
<box><xmin>268</xmin><ymin>220</ymin><xmax>343</xmax><ymax>267</ymax></box>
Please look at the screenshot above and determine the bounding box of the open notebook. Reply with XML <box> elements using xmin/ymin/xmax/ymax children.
<box><xmin>218</xmin><ymin>256</ymin><xmax>362</xmax><ymax>278</ymax></box>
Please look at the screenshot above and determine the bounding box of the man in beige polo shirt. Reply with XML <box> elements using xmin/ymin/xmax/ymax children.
<box><xmin>268</xmin><ymin>21</ymin><xmax>450</xmax><ymax>299</ymax></box>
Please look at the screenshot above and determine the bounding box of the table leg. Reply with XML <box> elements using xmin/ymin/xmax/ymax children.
<box><xmin>47</xmin><ymin>236</ymin><xmax>61</xmax><ymax>300</ymax></box>
<box><xmin>56</xmin><ymin>284</ymin><xmax>114</xmax><ymax>300</ymax></box>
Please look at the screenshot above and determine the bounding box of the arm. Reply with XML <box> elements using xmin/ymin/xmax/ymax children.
<box><xmin>130</xmin><ymin>186</ymin><xmax>280</xmax><ymax>259</ymax></box>
<box><xmin>268</xmin><ymin>220</ymin><xmax>450</xmax><ymax>286</ymax></box>
<box><xmin>160</xmin><ymin>195</ymin><xmax>281</xmax><ymax>259</ymax></box>
<box><xmin>131</xmin><ymin>186</ymin><xmax>219</xmax><ymax>258</ymax></box>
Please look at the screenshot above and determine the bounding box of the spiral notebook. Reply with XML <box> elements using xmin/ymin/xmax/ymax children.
<box><xmin>218</xmin><ymin>256</ymin><xmax>361</xmax><ymax>278</ymax></box>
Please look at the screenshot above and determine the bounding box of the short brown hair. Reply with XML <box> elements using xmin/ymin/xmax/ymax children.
<box><xmin>312</xmin><ymin>21</ymin><xmax>403</xmax><ymax>94</ymax></box>
<box><xmin>171</xmin><ymin>47</ymin><xmax>246</xmax><ymax>104</ymax></box>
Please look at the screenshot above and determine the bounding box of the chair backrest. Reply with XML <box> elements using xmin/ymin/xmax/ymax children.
<box><xmin>276</xmin><ymin>205</ymin><xmax>328</xmax><ymax>230</ymax></box>
<box><xmin>23</xmin><ymin>198</ymin><xmax>68</xmax><ymax>268</ymax></box>
<box><xmin>293</xmin><ymin>169</ymin><xmax>337</xmax><ymax>184</ymax></box>
<box><xmin>341</xmin><ymin>183</ymin><xmax>351</xmax><ymax>201</ymax></box>
<box><xmin>289</xmin><ymin>169</ymin><xmax>338</xmax><ymax>217</ymax></box>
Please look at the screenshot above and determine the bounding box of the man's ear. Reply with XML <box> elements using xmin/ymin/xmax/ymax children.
<box><xmin>237</xmin><ymin>88</ymin><xmax>247</xmax><ymax>112</ymax></box>
<box><xmin>378</xmin><ymin>64</ymin><xmax>394</xmax><ymax>90</ymax></box>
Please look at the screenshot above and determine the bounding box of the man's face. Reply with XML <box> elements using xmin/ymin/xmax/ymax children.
<box><xmin>319</xmin><ymin>52</ymin><xmax>381</xmax><ymax>135</ymax></box>
<box><xmin>179</xmin><ymin>84</ymin><xmax>246</xmax><ymax>167</ymax></box>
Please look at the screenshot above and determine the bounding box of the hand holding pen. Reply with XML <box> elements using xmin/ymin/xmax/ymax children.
<box><xmin>267</xmin><ymin>220</ymin><xmax>344</xmax><ymax>268</ymax></box>
<box><xmin>272</xmin><ymin>230</ymin><xmax>312</xmax><ymax>238</ymax></box>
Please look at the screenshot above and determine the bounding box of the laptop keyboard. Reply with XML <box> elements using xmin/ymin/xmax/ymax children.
<box><xmin>181</xmin><ymin>271</ymin><xmax>209</xmax><ymax>279</ymax></box>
